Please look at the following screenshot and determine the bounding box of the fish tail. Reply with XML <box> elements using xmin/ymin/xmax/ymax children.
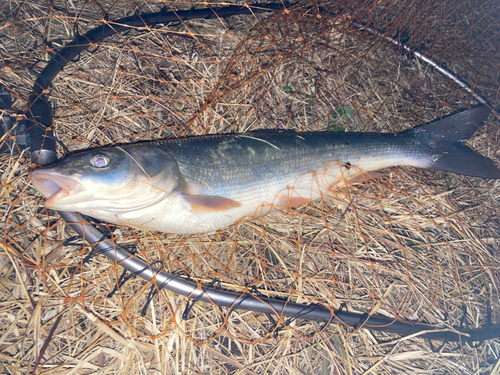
<box><xmin>405</xmin><ymin>106</ymin><xmax>500</xmax><ymax>179</ymax></box>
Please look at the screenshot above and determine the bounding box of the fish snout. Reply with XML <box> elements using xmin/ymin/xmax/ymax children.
<box><xmin>31</xmin><ymin>170</ymin><xmax>80</xmax><ymax>207</ymax></box>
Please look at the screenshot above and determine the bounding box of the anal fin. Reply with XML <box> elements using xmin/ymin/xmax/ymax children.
<box><xmin>347</xmin><ymin>171</ymin><xmax>384</xmax><ymax>184</ymax></box>
<box><xmin>276</xmin><ymin>196</ymin><xmax>312</xmax><ymax>208</ymax></box>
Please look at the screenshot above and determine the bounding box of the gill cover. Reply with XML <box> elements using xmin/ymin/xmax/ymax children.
<box><xmin>119</xmin><ymin>144</ymin><xmax>182</xmax><ymax>195</ymax></box>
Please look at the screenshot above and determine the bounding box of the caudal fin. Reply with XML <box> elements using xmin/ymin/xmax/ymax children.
<box><xmin>406</xmin><ymin>106</ymin><xmax>500</xmax><ymax>179</ymax></box>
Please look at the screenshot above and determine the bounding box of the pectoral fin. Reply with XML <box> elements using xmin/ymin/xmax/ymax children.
<box><xmin>182</xmin><ymin>194</ymin><xmax>242</xmax><ymax>213</ymax></box>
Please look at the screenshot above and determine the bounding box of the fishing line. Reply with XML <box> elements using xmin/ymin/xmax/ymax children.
<box><xmin>237</xmin><ymin>135</ymin><xmax>283</xmax><ymax>151</ymax></box>
<box><xmin>116</xmin><ymin>146</ymin><xmax>154</xmax><ymax>187</ymax></box>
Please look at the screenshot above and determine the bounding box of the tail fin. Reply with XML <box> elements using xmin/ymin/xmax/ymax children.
<box><xmin>405</xmin><ymin>106</ymin><xmax>500</xmax><ymax>179</ymax></box>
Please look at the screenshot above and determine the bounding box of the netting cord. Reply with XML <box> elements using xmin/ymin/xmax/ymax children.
<box><xmin>25</xmin><ymin>4</ymin><xmax>496</xmax><ymax>342</ymax></box>
<box><xmin>350</xmin><ymin>20</ymin><xmax>487</xmax><ymax>105</ymax></box>
<box><xmin>57</xmin><ymin>210</ymin><xmax>500</xmax><ymax>342</ymax></box>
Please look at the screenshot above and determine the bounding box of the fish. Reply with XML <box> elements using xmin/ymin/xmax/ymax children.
<box><xmin>31</xmin><ymin>106</ymin><xmax>500</xmax><ymax>234</ymax></box>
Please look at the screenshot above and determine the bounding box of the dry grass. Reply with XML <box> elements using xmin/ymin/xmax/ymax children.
<box><xmin>1</xmin><ymin>0</ymin><xmax>500</xmax><ymax>373</ymax></box>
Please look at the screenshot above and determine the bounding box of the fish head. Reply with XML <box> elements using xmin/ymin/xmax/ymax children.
<box><xmin>31</xmin><ymin>145</ymin><xmax>181</xmax><ymax>212</ymax></box>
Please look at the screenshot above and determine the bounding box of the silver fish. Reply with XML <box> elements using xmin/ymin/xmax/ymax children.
<box><xmin>31</xmin><ymin>106</ymin><xmax>500</xmax><ymax>234</ymax></box>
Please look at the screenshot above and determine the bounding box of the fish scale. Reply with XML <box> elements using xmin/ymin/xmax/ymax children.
<box><xmin>161</xmin><ymin>132</ymin><xmax>424</xmax><ymax>203</ymax></box>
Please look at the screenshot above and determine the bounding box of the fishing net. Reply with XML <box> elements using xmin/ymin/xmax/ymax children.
<box><xmin>1</xmin><ymin>0</ymin><xmax>500</xmax><ymax>373</ymax></box>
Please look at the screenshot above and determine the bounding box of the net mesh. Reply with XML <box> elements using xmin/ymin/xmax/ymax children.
<box><xmin>1</xmin><ymin>0</ymin><xmax>500</xmax><ymax>373</ymax></box>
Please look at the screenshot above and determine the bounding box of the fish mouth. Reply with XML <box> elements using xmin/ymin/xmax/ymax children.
<box><xmin>31</xmin><ymin>170</ymin><xmax>80</xmax><ymax>208</ymax></box>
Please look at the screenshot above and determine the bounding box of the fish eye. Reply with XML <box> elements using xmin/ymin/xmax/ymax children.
<box><xmin>90</xmin><ymin>154</ymin><xmax>109</xmax><ymax>168</ymax></box>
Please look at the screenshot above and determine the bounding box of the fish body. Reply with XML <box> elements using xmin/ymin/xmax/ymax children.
<box><xmin>31</xmin><ymin>106</ymin><xmax>500</xmax><ymax>234</ymax></box>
